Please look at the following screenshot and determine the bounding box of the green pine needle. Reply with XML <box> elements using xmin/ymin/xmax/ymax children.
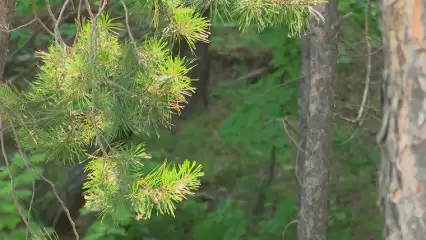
<box><xmin>0</xmin><ymin>0</ymin><xmax>325</xmax><ymax>222</ymax></box>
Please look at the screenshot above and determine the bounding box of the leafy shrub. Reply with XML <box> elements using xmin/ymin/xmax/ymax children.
<box><xmin>219</xmin><ymin>26</ymin><xmax>299</xmax><ymax>157</ymax></box>
<box><xmin>192</xmin><ymin>199</ymin><xmax>246</xmax><ymax>240</ymax></box>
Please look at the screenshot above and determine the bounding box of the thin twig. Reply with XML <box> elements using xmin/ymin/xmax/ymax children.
<box><xmin>281</xmin><ymin>219</ymin><xmax>297</xmax><ymax>240</ymax></box>
<box><xmin>9</xmin><ymin>18</ymin><xmax>37</xmax><ymax>32</ymax></box>
<box><xmin>54</xmin><ymin>0</ymin><xmax>74</xmax><ymax>44</ymax></box>
<box><xmin>360</xmin><ymin>0</ymin><xmax>372</xmax><ymax>120</ymax></box>
<box><xmin>26</xmin><ymin>180</ymin><xmax>36</xmax><ymax>240</ymax></box>
<box><xmin>30</xmin><ymin>0</ymin><xmax>55</xmax><ymax>37</ymax></box>
<box><xmin>11</xmin><ymin>124</ymin><xmax>79</xmax><ymax>240</ymax></box>
<box><xmin>44</xmin><ymin>0</ymin><xmax>58</xmax><ymax>26</ymax></box>
<box><xmin>279</xmin><ymin>119</ymin><xmax>304</xmax><ymax>154</ymax></box>
<box><xmin>29</xmin><ymin>162</ymin><xmax>80</xmax><ymax>240</ymax></box>
<box><xmin>120</xmin><ymin>0</ymin><xmax>137</xmax><ymax>47</ymax></box>
<box><xmin>84</xmin><ymin>0</ymin><xmax>95</xmax><ymax>18</ymax></box>
<box><xmin>0</xmin><ymin>114</ymin><xmax>36</xmax><ymax>238</ymax></box>
<box><xmin>339</xmin><ymin>37</ymin><xmax>382</xmax><ymax>56</ymax></box>
<box><xmin>73</xmin><ymin>0</ymin><xmax>84</xmax><ymax>46</ymax></box>
<box><xmin>280</xmin><ymin>118</ymin><xmax>305</xmax><ymax>188</ymax></box>
<box><xmin>337</xmin><ymin>0</ymin><xmax>372</xmax><ymax>125</ymax></box>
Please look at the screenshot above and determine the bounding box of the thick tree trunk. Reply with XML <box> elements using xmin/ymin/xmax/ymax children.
<box><xmin>296</xmin><ymin>1</ymin><xmax>338</xmax><ymax>240</ymax></box>
<box><xmin>378</xmin><ymin>0</ymin><xmax>426</xmax><ymax>239</ymax></box>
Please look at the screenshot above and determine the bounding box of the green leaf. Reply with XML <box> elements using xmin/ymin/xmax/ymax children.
<box><xmin>339</xmin><ymin>55</ymin><xmax>353</xmax><ymax>64</ymax></box>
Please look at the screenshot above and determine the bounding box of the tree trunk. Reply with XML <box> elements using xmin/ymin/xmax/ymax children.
<box><xmin>297</xmin><ymin>28</ymin><xmax>309</xmax><ymax>223</ymax></box>
<box><xmin>296</xmin><ymin>1</ymin><xmax>338</xmax><ymax>239</ymax></box>
<box><xmin>0</xmin><ymin>0</ymin><xmax>15</xmax><ymax>82</ymax></box>
<box><xmin>378</xmin><ymin>0</ymin><xmax>426</xmax><ymax>239</ymax></box>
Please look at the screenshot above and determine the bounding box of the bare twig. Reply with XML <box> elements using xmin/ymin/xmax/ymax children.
<box><xmin>84</xmin><ymin>0</ymin><xmax>95</xmax><ymax>18</ymax></box>
<box><xmin>281</xmin><ymin>219</ymin><xmax>298</xmax><ymax>240</ymax></box>
<box><xmin>339</xmin><ymin>37</ymin><xmax>382</xmax><ymax>57</ymax></box>
<box><xmin>9</xmin><ymin>18</ymin><xmax>37</xmax><ymax>32</ymax></box>
<box><xmin>120</xmin><ymin>0</ymin><xmax>136</xmax><ymax>47</ymax></box>
<box><xmin>360</xmin><ymin>0</ymin><xmax>372</xmax><ymax>118</ymax></box>
<box><xmin>280</xmin><ymin>118</ymin><xmax>305</xmax><ymax>189</ymax></box>
<box><xmin>0</xmin><ymin>114</ymin><xmax>36</xmax><ymax>238</ymax></box>
<box><xmin>73</xmin><ymin>0</ymin><xmax>84</xmax><ymax>46</ymax></box>
<box><xmin>30</xmin><ymin>0</ymin><xmax>55</xmax><ymax>37</ymax></box>
<box><xmin>26</xmin><ymin>180</ymin><xmax>36</xmax><ymax>240</ymax></box>
<box><xmin>337</xmin><ymin>0</ymin><xmax>372</xmax><ymax>125</ymax></box>
<box><xmin>44</xmin><ymin>0</ymin><xmax>58</xmax><ymax>26</ymax></box>
<box><xmin>279</xmin><ymin>118</ymin><xmax>304</xmax><ymax>154</ymax></box>
<box><xmin>11</xmin><ymin>124</ymin><xmax>79</xmax><ymax>240</ymax></box>
<box><xmin>30</xmin><ymin>162</ymin><xmax>80</xmax><ymax>239</ymax></box>
<box><xmin>54</xmin><ymin>0</ymin><xmax>73</xmax><ymax>44</ymax></box>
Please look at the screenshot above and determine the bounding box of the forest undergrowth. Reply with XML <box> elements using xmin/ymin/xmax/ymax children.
<box><xmin>136</xmin><ymin>24</ymin><xmax>383</xmax><ymax>240</ymax></box>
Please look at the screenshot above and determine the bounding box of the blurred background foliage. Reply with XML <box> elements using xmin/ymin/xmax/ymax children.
<box><xmin>2</xmin><ymin>0</ymin><xmax>383</xmax><ymax>239</ymax></box>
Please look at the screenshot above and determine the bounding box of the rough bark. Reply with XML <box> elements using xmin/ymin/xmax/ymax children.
<box><xmin>297</xmin><ymin>30</ymin><xmax>310</xmax><ymax>218</ymax></box>
<box><xmin>0</xmin><ymin>0</ymin><xmax>15</xmax><ymax>82</ymax></box>
<box><xmin>378</xmin><ymin>0</ymin><xmax>426</xmax><ymax>239</ymax></box>
<box><xmin>296</xmin><ymin>1</ymin><xmax>338</xmax><ymax>239</ymax></box>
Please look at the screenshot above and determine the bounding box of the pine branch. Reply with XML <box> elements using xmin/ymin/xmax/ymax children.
<box><xmin>1</xmin><ymin>0</ymin><xmax>326</xmax><ymax>223</ymax></box>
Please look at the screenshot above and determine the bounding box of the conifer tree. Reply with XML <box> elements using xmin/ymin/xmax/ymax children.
<box><xmin>0</xmin><ymin>0</ymin><xmax>325</xmax><ymax>238</ymax></box>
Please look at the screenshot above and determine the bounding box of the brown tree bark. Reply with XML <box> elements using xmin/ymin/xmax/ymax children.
<box><xmin>296</xmin><ymin>1</ymin><xmax>338</xmax><ymax>239</ymax></box>
<box><xmin>378</xmin><ymin>0</ymin><xmax>426</xmax><ymax>239</ymax></box>
<box><xmin>0</xmin><ymin>0</ymin><xmax>15</xmax><ymax>82</ymax></box>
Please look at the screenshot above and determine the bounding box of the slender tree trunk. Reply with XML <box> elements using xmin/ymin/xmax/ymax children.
<box><xmin>297</xmin><ymin>1</ymin><xmax>338</xmax><ymax>239</ymax></box>
<box><xmin>0</xmin><ymin>0</ymin><xmax>15</xmax><ymax>82</ymax></box>
<box><xmin>378</xmin><ymin>1</ymin><xmax>426</xmax><ymax>239</ymax></box>
<box><xmin>297</xmin><ymin>30</ymin><xmax>309</xmax><ymax>220</ymax></box>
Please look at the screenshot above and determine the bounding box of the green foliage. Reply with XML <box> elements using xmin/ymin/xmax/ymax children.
<box><xmin>258</xmin><ymin>196</ymin><xmax>296</xmax><ymax>238</ymax></box>
<box><xmin>59</xmin><ymin>24</ymin><xmax>77</xmax><ymax>38</ymax></box>
<box><xmin>219</xmin><ymin>26</ymin><xmax>299</xmax><ymax>156</ymax></box>
<box><xmin>3</xmin><ymin>0</ymin><xmax>324</xmax><ymax>227</ymax></box>
<box><xmin>102</xmin><ymin>9</ymin><xmax>382</xmax><ymax>238</ymax></box>
<box><xmin>10</xmin><ymin>29</ymin><xmax>33</xmax><ymax>48</ymax></box>
<box><xmin>337</xmin><ymin>0</ymin><xmax>381</xmax><ymax>65</ymax></box>
<box><xmin>220</xmin><ymin>76</ymin><xmax>296</xmax><ymax>156</ymax></box>
<box><xmin>0</xmin><ymin>153</ymin><xmax>55</xmax><ymax>239</ymax></box>
<box><xmin>4</xmin><ymin>0</ymin><xmax>356</xmax><ymax>238</ymax></box>
<box><xmin>196</xmin><ymin>0</ymin><xmax>326</xmax><ymax>36</ymax></box>
<box><xmin>83</xmin><ymin>198</ymin><xmax>247</xmax><ymax>240</ymax></box>
<box><xmin>1</xmin><ymin>13</ymin><xmax>205</xmax><ymax>221</ymax></box>
<box><xmin>84</xmin><ymin>152</ymin><xmax>204</xmax><ymax>220</ymax></box>
<box><xmin>82</xmin><ymin>211</ymin><xmax>129</xmax><ymax>240</ymax></box>
<box><xmin>338</xmin><ymin>0</ymin><xmax>380</xmax><ymax>42</ymax></box>
<box><xmin>128</xmin><ymin>0</ymin><xmax>211</xmax><ymax>49</ymax></box>
<box><xmin>15</xmin><ymin>0</ymin><xmax>62</xmax><ymax>15</ymax></box>
<box><xmin>192</xmin><ymin>199</ymin><xmax>246</xmax><ymax>239</ymax></box>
